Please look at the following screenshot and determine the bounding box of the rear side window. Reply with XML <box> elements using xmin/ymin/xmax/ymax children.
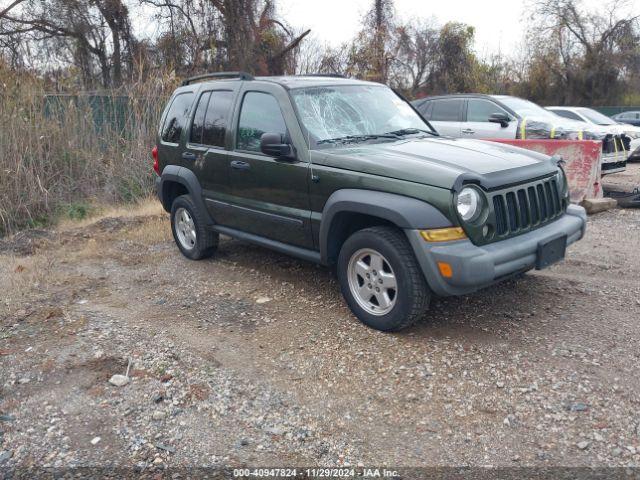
<box><xmin>431</xmin><ymin>99</ymin><xmax>463</xmax><ymax>122</ymax></box>
<box><xmin>467</xmin><ymin>99</ymin><xmax>508</xmax><ymax>122</ymax></box>
<box><xmin>236</xmin><ymin>92</ymin><xmax>287</xmax><ymax>152</ymax></box>
<box><xmin>161</xmin><ymin>92</ymin><xmax>194</xmax><ymax>143</ymax></box>
<box><xmin>203</xmin><ymin>91</ymin><xmax>234</xmax><ymax>147</ymax></box>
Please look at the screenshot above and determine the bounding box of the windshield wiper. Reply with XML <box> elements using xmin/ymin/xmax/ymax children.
<box><xmin>317</xmin><ymin>134</ymin><xmax>400</xmax><ymax>145</ymax></box>
<box><xmin>384</xmin><ymin>127</ymin><xmax>436</xmax><ymax>137</ymax></box>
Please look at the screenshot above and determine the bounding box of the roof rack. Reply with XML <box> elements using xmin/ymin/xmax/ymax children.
<box><xmin>302</xmin><ymin>73</ymin><xmax>347</xmax><ymax>78</ymax></box>
<box><xmin>181</xmin><ymin>71</ymin><xmax>254</xmax><ymax>86</ymax></box>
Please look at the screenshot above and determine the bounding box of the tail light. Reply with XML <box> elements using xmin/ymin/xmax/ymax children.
<box><xmin>152</xmin><ymin>146</ymin><xmax>159</xmax><ymax>175</ymax></box>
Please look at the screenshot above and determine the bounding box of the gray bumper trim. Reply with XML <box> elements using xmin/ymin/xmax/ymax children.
<box><xmin>407</xmin><ymin>204</ymin><xmax>587</xmax><ymax>297</ymax></box>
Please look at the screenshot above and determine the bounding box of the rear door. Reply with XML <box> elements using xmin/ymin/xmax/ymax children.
<box><xmin>428</xmin><ymin>98</ymin><xmax>464</xmax><ymax>137</ymax></box>
<box><xmin>224</xmin><ymin>84</ymin><xmax>313</xmax><ymax>249</ymax></box>
<box><xmin>183</xmin><ymin>87</ymin><xmax>238</xmax><ymax>225</ymax></box>
<box><xmin>462</xmin><ymin>98</ymin><xmax>517</xmax><ymax>139</ymax></box>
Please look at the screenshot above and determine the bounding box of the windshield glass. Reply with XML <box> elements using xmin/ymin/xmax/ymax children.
<box><xmin>577</xmin><ymin>108</ymin><xmax>616</xmax><ymax>126</ymax></box>
<box><xmin>290</xmin><ymin>85</ymin><xmax>434</xmax><ymax>148</ymax></box>
<box><xmin>496</xmin><ymin>96</ymin><xmax>557</xmax><ymax>119</ymax></box>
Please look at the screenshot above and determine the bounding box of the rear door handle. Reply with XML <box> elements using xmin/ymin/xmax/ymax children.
<box><xmin>230</xmin><ymin>160</ymin><xmax>250</xmax><ymax>170</ymax></box>
<box><xmin>461</xmin><ymin>129</ymin><xmax>475</xmax><ymax>134</ymax></box>
<box><xmin>182</xmin><ymin>152</ymin><xmax>196</xmax><ymax>161</ymax></box>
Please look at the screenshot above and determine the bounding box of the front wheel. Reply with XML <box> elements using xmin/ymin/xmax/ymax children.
<box><xmin>337</xmin><ymin>226</ymin><xmax>431</xmax><ymax>331</ymax></box>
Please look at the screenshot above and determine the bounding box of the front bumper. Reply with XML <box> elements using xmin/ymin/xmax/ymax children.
<box><xmin>601</xmin><ymin>151</ymin><xmax>628</xmax><ymax>175</ymax></box>
<box><xmin>407</xmin><ymin>204</ymin><xmax>587</xmax><ymax>297</ymax></box>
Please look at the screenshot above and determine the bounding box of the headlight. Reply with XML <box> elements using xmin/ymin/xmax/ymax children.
<box><xmin>456</xmin><ymin>187</ymin><xmax>483</xmax><ymax>222</ymax></box>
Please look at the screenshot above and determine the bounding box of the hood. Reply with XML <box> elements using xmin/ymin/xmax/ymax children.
<box><xmin>520</xmin><ymin>115</ymin><xmax>612</xmax><ymax>140</ymax></box>
<box><xmin>612</xmin><ymin>123</ymin><xmax>640</xmax><ymax>137</ymax></box>
<box><xmin>312</xmin><ymin>136</ymin><xmax>558</xmax><ymax>190</ymax></box>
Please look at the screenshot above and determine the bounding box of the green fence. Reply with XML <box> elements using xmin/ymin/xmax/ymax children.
<box><xmin>44</xmin><ymin>94</ymin><xmax>134</xmax><ymax>134</ymax></box>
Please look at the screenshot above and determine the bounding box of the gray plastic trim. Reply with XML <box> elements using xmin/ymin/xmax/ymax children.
<box><xmin>319</xmin><ymin>189</ymin><xmax>453</xmax><ymax>263</ymax></box>
<box><xmin>158</xmin><ymin>165</ymin><xmax>214</xmax><ymax>225</ymax></box>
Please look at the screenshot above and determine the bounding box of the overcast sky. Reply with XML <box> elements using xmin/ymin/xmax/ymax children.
<box><xmin>278</xmin><ymin>0</ymin><xmax>640</xmax><ymax>57</ymax></box>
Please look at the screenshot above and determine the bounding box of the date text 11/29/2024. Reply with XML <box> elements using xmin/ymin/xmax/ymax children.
<box><xmin>233</xmin><ymin>468</ymin><xmax>400</xmax><ymax>478</ymax></box>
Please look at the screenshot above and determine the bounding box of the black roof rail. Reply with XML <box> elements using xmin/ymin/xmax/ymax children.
<box><xmin>181</xmin><ymin>71</ymin><xmax>254</xmax><ymax>86</ymax></box>
<box><xmin>302</xmin><ymin>73</ymin><xmax>347</xmax><ymax>78</ymax></box>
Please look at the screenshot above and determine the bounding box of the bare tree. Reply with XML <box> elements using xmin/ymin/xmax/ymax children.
<box><xmin>528</xmin><ymin>0</ymin><xmax>640</xmax><ymax>104</ymax></box>
<box><xmin>391</xmin><ymin>18</ymin><xmax>438</xmax><ymax>95</ymax></box>
<box><xmin>142</xmin><ymin>0</ymin><xmax>309</xmax><ymax>75</ymax></box>
<box><xmin>0</xmin><ymin>0</ymin><xmax>136</xmax><ymax>87</ymax></box>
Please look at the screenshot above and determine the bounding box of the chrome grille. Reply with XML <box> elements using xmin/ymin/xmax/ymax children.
<box><xmin>492</xmin><ymin>177</ymin><xmax>564</xmax><ymax>236</ymax></box>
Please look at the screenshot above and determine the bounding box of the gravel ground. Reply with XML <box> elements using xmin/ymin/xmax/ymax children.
<box><xmin>1</xmin><ymin>169</ymin><xmax>640</xmax><ymax>476</ymax></box>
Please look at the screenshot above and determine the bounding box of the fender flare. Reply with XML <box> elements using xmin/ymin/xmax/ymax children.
<box><xmin>159</xmin><ymin>165</ymin><xmax>214</xmax><ymax>224</ymax></box>
<box><xmin>319</xmin><ymin>189</ymin><xmax>453</xmax><ymax>263</ymax></box>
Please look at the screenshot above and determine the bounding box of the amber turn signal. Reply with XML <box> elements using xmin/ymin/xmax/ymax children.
<box><xmin>419</xmin><ymin>227</ymin><xmax>467</xmax><ymax>242</ymax></box>
<box><xmin>437</xmin><ymin>262</ymin><xmax>453</xmax><ymax>278</ymax></box>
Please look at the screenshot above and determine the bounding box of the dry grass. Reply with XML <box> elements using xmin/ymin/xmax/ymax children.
<box><xmin>0</xmin><ymin>64</ymin><xmax>177</xmax><ymax>236</ymax></box>
<box><xmin>56</xmin><ymin>197</ymin><xmax>164</xmax><ymax>231</ymax></box>
<box><xmin>0</xmin><ymin>253</ymin><xmax>57</xmax><ymax>292</ymax></box>
<box><xmin>122</xmin><ymin>215</ymin><xmax>172</xmax><ymax>245</ymax></box>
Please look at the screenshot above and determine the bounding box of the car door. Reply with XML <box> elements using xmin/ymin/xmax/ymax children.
<box><xmin>224</xmin><ymin>84</ymin><xmax>313</xmax><ymax>249</ymax></box>
<box><xmin>182</xmin><ymin>88</ymin><xmax>238</xmax><ymax>226</ymax></box>
<box><xmin>428</xmin><ymin>98</ymin><xmax>464</xmax><ymax>137</ymax></box>
<box><xmin>462</xmin><ymin>98</ymin><xmax>517</xmax><ymax>139</ymax></box>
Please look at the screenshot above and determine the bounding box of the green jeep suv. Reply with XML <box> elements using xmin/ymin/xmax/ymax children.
<box><xmin>154</xmin><ymin>72</ymin><xmax>587</xmax><ymax>331</ymax></box>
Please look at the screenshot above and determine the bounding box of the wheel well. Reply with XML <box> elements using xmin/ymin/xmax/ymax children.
<box><xmin>161</xmin><ymin>180</ymin><xmax>189</xmax><ymax>211</ymax></box>
<box><xmin>325</xmin><ymin>212</ymin><xmax>396</xmax><ymax>265</ymax></box>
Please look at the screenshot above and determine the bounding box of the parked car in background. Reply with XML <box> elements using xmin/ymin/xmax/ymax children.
<box><xmin>612</xmin><ymin>111</ymin><xmax>640</xmax><ymax>127</ymax></box>
<box><xmin>547</xmin><ymin>106</ymin><xmax>640</xmax><ymax>161</ymax></box>
<box><xmin>412</xmin><ymin>94</ymin><xmax>629</xmax><ymax>174</ymax></box>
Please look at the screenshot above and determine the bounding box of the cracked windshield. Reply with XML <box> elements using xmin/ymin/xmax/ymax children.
<box><xmin>291</xmin><ymin>85</ymin><xmax>434</xmax><ymax>148</ymax></box>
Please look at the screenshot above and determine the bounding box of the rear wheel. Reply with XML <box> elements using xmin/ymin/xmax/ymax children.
<box><xmin>170</xmin><ymin>195</ymin><xmax>218</xmax><ymax>260</ymax></box>
<box><xmin>337</xmin><ymin>226</ymin><xmax>431</xmax><ymax>331</ymax></box>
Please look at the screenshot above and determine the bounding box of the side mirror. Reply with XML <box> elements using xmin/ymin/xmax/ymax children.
<box><xmin>489</xmin><ymin>112</ymin><xmax>511</xmax><ymax>128</ymax></box>
<box><xmin>260</xmin><ymin>133</ymin><xmax>295</xmax><ymax>160</ymax></box>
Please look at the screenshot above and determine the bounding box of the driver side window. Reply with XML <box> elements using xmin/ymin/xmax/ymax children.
<box><xmin>236</xmin><ymin>92</ymin><xmax>287</xmax><ymax>153</ymax></box>
<box><xmin>467</xmin><ymin>99</ymin><xmax>509</xmax><ymax>122</ymax></box>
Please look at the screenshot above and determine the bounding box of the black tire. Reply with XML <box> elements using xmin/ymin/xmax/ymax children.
<box><xmin>170</xmin><ymin>194</ymin><xmax>218</xmax><ymax>260</ymax></box>
<box><xmin>337</xmin><ymin>226</ymin><xmax>431</xmax><ymax>331</ymax></box>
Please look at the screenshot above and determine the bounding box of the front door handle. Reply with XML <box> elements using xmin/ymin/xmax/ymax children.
<box><xmin>182</xmin><ymin>152</ymin><xmax>196</xmax><ymax>161</ymax></box>
<box><xmin>230</xmin><ymin>160</ymin><xmax>251</xmax><ymax>170</ymax></box>
<box><xmin>461</xmin><ymin>129</ymin><xmax>475</xmax><ymax>134</ymax></box>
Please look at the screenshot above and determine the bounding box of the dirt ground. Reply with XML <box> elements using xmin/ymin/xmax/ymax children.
<box><xmin>1</xmin><ymin>166</ymin><xmax>640</xmax><ymax>476</ymax></box>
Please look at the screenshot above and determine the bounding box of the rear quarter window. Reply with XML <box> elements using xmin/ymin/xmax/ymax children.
<box><xmin>161</xmin><ymin>92</ymin><xmax>194</xmax><ymax>144</ymax></box>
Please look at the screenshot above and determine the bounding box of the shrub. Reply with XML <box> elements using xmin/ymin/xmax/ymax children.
<box><xmin>0</xmin><ymin>65</ymin><xmax>177</xmax><ymax>236</ymax></box>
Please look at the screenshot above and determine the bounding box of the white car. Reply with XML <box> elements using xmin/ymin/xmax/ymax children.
<box><xmin>412</xmin><ymin>94</ymin><xmax>628</xmax><ymax>174</ymax></box>
<box><xmin>547</xmin><ymin>106</ymin><xmax>640</xmax><ymax>161</ymax></box>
